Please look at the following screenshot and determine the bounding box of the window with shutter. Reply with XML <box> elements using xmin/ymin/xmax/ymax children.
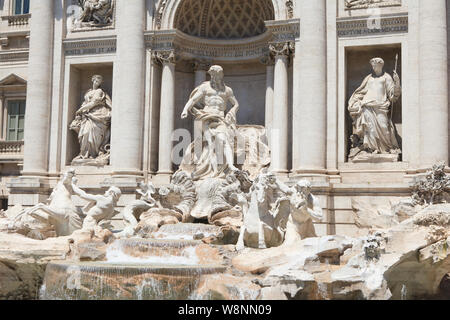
<box><xmin>7</xmin><ymin>100</ymin><xmax>25</xmax><ymax>141</ymax></box>
<box><xmin>13</xmin><ymin>0</ymin><xmax>30</xmax><ymax>15</ymax></box>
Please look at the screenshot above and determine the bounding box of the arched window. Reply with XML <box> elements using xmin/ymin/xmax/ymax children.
<box><xmin>13</xmin><ymin>0</ymin><xmax>30</xmax><ymax>15</ymax></box>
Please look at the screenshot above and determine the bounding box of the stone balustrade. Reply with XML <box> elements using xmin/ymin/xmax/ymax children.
<box><xmin>1</xmin><ymin>14</ymin><xmax>30</xmax><ymax>27</ymax></box>
<box><xmin>0</xmin><ymin>140</ymin><xmax>24</xmax><ymax>156</ymax></box>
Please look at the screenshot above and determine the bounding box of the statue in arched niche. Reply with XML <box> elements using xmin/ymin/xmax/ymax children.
<box><xmin>348</xmin><ymin>57</ymin><xmax>402</xmax><ymax>162</ymax></box>
<box><xmin>70</xmin><ymin>75</ymin><xmax>112</xmax><ymax>166</ymax></box>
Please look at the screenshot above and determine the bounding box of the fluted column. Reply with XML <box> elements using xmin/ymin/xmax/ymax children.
<box><xmin>157</xmin><ymin>51</ymin><xmax>176</xmax><ymax>176</ymax></box>
<box><xmin>193</xmin><ymin>61</ymin><xmax>209</xmax><ymax>157</ymax></box>
<box><xmin>270</xmin><ymin>43</ymin><xmax>292</xmax><ymax>174</ymax></box>
<box><xmin>292</xmin><ymin>0</ymin><xmax>327</xmax><ymax>174</ymax></box>
<box><xmin>261</xmin><ymin>55</ymin><xmax>275</xmax><ymax>149</ymax></box>
<box><xmin>23</xmin><ymin>0</ymin><xmax>54</xmax><ymax>175</ymax></box>
<box><xmin>419</xmin><ymin>0</ymin><xmax>448</xmax><ymax>167</ymax></box>
<box><xmin>193</xmin><ymin>61</ymin><xmax>208</xmax><ymax>86</ymax></box>
<box><xmin>110</xmin><ymin>0</ymin><xmax>146</xmax><ymax>174</ymax></box>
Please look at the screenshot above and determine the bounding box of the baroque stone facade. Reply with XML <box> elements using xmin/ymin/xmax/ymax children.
<box><xmin>0</xmin><ymin>0</ymin><xmax>448</xmax><ymax>241</ymax></box>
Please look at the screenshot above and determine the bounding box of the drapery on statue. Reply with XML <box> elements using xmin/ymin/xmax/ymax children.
<box><xmin>70</xmin><ymin>75</ymin><xmax>112</xmax><ymax>166</ymax></box>
<box><xmin>180</xmin><ymin>65</ymin><xmax>240</xmax><ymax>181</ymax></box>
<box><xmin>75</xmin><ymin>0</ymin><xmax>114</xmax><ymax>27</ymax></box>
<box><xmin>348</xmin><ymin>57</ymin><xmax>402</xmax><ymax>162</ymax></box>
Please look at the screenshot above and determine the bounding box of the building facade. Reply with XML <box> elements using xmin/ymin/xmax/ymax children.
<box><xmin>0</xmin><ymin>0</ymin><xmax>448</xmax><ymax>236</ymax></box>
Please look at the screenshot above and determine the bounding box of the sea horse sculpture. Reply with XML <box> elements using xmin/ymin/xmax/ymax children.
<box><xmin>11</xmin><ymin>169</ymin><xmax>84</xmax><ymax>238</ymax></box>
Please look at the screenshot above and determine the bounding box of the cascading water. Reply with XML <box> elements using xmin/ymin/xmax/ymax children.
<box><xmin>40</xmin><ymin>232</ymin><xmax>226</xmax><ymax>300</ymax></box>
<box><xmin>105</xmin><ymin>238</ymin><xmax>202</xmax><ymax>265</ymax></box>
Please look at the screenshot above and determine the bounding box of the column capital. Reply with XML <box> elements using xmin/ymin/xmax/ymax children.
<box><xmin>269</xmin><ymin>42</ymin><xmax>295</xmax><ymax>58</ymax></box>
<box><xmin>192</xmin><ymin>59</ymin><xmax>212</xmax><ymax>72</ymax></box>
<box><xmin>152</xmin><ymin>50</ymin><xmax>178</xmax><ymax>65</ymax></box>
<box><xmin>260</xmin><ymin>53</ymin><xmax>275</xmax><ymax>66</ymax></box>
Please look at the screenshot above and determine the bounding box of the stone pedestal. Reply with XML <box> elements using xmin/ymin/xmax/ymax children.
<box><xmin>7</xmin><ymin>177</ymin><xmax>52</xmax><ymax>207</ymax></box>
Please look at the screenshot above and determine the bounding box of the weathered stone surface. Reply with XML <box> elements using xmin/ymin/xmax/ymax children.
<box><xmin>233</xmin><ymin>236</ymin><xmax>354</xmax><ymax>274</ymax></box>
<box><xmin>0</xmin><ymin>232</ymin><xmax>70</xmax><ymax>299</ymax></box>
<box><xmin>76</xmin><ymin>241</ymin><xmax>108</xmax><ymax>262</ymax></box>
<box><xmin>195</xmin><ymin>244</ymin><xmax>224</xmax><ymax>266</ymax></box>
<box><xmin>193</xmin><ymin>274</ymin><xmax>261</xmax><ymax>300</ymax></box>
<box><xmin>351</xmin><ymin>199</ymin><xmax>398</xmax><ymax>230</ymax></box>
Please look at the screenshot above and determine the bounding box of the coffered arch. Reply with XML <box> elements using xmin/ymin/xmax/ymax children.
<box><xmin>156</xmin><ymin>0</ymin><xmax>288</xmax><ymax>31</ymax></box>
<box><xmin>174</xmin><ymin>0</ymin><xmax>274</xmax><ymax>39</ymax></box>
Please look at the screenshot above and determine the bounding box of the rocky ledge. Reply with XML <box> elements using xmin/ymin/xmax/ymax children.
<box><xmin>0</xmin><ymin>204</ymin><xmax>449</xmax><ymax>300</ymax></box>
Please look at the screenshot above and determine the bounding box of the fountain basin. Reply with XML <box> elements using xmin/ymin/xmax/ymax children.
<box><xmin>152</xmin><ymin>223</ymin><xmax>222</xmax><ymax>240</ymax></box>
<box><xmin>105</xmin><ymin>238</ymin><xmax>223</xmax><ymax>265</ymax></box>
<box><xmin>41</xmin><ymin>261</ymin><xmax>227</xmax><ymax>300</ymax></box>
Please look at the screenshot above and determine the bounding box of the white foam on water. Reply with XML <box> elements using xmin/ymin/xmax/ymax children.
<box><xmin>151</xmin><ymin>231</ymin><xmax>218</xmax><ymax>240</ymax></box>
<box><xmin>151</xmin><ymin>232</ymin><xmax>194</xmax><ymax>240</ymax></box>
<box><xmin>104</xmin><ymin>243</ymin><xmax>200</xmax><ymax>266</ymax></box>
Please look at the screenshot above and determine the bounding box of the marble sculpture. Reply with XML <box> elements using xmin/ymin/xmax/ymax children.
<box><xmin>70</xmin><ymin>74</ymin><xmax>112</xmax><ymax>166</ymax></box>
<box><xmin>74</xmin><ymin>0</ymin><xmax>114</xmax><ymax>28</ymax></box>
<box><xmin>348</xmin><ymin>57</ymin><xmax>402</xmax><ymax>162</ymax></box>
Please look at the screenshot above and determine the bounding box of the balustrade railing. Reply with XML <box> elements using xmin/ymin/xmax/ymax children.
<box><xmin>0</xmin><ymin>140</ymin><xmax>24</xmax><ymax>155</ymax></box>
<box><xmin>2</xmin><ymin>14</ymin><xmax>30</xmax><ymax>27</ymax></box>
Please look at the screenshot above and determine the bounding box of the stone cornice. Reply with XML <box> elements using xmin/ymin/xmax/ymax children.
<box><xmin>145</xmin><ymin>19</ymin><xmax>299</xmax><ymax>62</ymax></box>
<box><xmin>63</xmin><ymin>36</ymin><xmax>116</xmax><ymax>56</ymax></box>
<box><xmin>344</xmin><ymin>0</ymin><xmax>401</xmax><ymax>10</ymax></box>
<box><xmin>265</xmin><ymin>18</ymin><xmax>300</xmax><ymax>43</ymax></box>
<box><xmin>145</xmin><ymin>29</ymin><xmax>272</xmax><ymax>62</ymax></box>
<box><xmin>0</xmin><ymin>49</ymin><xmax>28</xmax><ymax>63</ymax></box>
<box><xmin>337</xmin><ymin>13</ymin><xmax>408</xmax><ymax>38</ymax></box>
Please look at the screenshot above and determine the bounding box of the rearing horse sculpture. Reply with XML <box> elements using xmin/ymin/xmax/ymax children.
<box><xmin>236</xmin><ymin>172</ymin><xmax>288</xmax><ymax>250</ymax></box>
<box><xmin>12</xmin><ymin>169</ymin><xmax>83</xmax><ymax>237</ymax></box>
<box><xmin>236</xmin><ymin>173</ymin><xmax>323</xmax><ymax>250</ymax></box>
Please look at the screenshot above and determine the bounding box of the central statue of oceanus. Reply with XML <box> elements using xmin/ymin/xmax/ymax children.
<box><xmin>180</xmin><ymin>65</ymin><xmax>240</xmax><ymax>181</ymax></box>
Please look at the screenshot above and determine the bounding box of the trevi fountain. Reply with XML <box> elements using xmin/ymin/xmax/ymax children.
<box><xmin>0</xmin><ymin>64</ymin><xmax>449</xmax><ymax>300</ymax></box>
<box><xmin>0</xmin><ymin>0</ymin><xmax>449</xmax><ymax>301</ymax></box>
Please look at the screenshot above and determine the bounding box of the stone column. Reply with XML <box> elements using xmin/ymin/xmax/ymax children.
<box><xmin>192</xmin><ymin>61</ymin><xmax>209</xmax><ymax>157</ymax></box>
<box><xmin>2</xmin><ymin>98</ymin><xmax>6</xmax><ymax>139</ymax></box>
<box><xmin>292</xmin><ymin>0</ymin><xmax>327</xmax><ymax>174</ymax></box>
<box><xmin>419</xmin><ymin>0</ymin><xmax>448</xmax><ymax>167</ymax></box>
<box><xmin>156</xmin><ymin>51</ymin><xmax>176</xmax><ymax>177</ymax></box>
<box><xmin>22</xmin><ymin>0</ymin><xmax>54</xmax><ymax>175</ymax></box>
<box><xmin>0</xmin><ymin>96</ymin><xmax>4</xmax><ymax>140</ymax></box>
<box><xmin>269</xmin><ymin>43</ymin><xmax>292</xmax><ymax>174</ymax></box>
<box><xmin>110</xmin><ymin>0</ymin><xmax>146</xmax><ymax>175</ymax></box>
<box><xmin>193</xmin><ymin>61</ymin><xmax>208</xmax><ymax>86</ymax></box>
<box><xmin>261</xmin><ymin>55</ymin><xmax>275</xmax><ymax>149</ymax></box>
